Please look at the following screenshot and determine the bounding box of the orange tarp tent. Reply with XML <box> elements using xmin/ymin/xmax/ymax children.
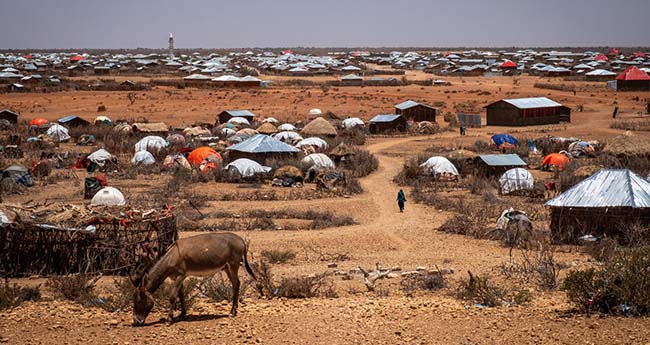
<box><xmin>29</xmin><ymin>118</ymin><xmax>48</xmax><ymax>126</ymax></box>
<box><xmin>542</xmin><ymin>153</ymin><xmax>570</xmax><ymax>170</ymax></box>
<box><xmin>187</xmin><ymin>147</ymin><xmax>222</xmax><ymax>166</ymax></box>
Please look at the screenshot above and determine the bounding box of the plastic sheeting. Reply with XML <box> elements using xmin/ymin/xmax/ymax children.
<box><xmin>91</xmin><ymin>187</ymin><xmax>126</xmax><ymax>206</ymax></box>
<box><xmin>499</xmin><ymin>168</ymin><xmax>534</xmax><ymax>194</ymax></box>
<box><xmin>419</xmin><ymin>156</ymin><xmax>459</xmax><ymax>176</ymax></box>
<box><xmin>302</xmin><ymin>153</ymin><xmax>335</xmax><ymax>170</ymax></box>
<box><xmin>227</xmin><ymin>117</ymin><xmax>251</xmax><ymax>125</ymax></box>
<box><xmin>131</xmin><ymin>150</ymin><xmax>156</xmax><ymax>165</ymax></box>
<box><xmin>342</xmin><ymin>117</ymin><xmax>365</xmax><ymax>128</ymax></box>
<box><xmin>88</xmin><ymin>149</ymin><xmax>113</xmax><ymax>165</ymax></box>
<box><xmin>277</xmin><ymin>123</ymin><xmax>297</xmax><ymax>131</ymax></box>
<box><xmin>296</xmin><ymin>137</ymin><xmax>328</xmax><ymax>149</ymax></box>
<box><xmin>134</xmin><ymin>136</ymin><xmax>168</xmax><ymax>152</ymax></box>
<box><xmin>491</xmin><ymin>134</ymin><xmax>519</xmax><ymax>148</ymax></box>
<box><xmin>225</xmin><ymin>158</ymin><xmax>271</xmax><ymax>177</ymax></box>
<box><xmin>46</xmin><ymin>124</ymin><xmax>70</xmax><ymax>142</ymax></box>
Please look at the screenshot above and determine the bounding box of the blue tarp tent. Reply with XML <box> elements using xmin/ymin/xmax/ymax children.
<box><xmin>491</xmin><ymin>134</ymin><xmax>519</xmax><ymax>147</ymax></box>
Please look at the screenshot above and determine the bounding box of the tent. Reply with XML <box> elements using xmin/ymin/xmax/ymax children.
<box><xmin>542</xmin><ymin>153</ymin><xmax>570</xmax><ymax>171</ymax></box>
<box><xmin>277</xmin><ymin>123</ymin><xmax>297</xmax><ymax>131</ymax></box>
<box><xmin>308</xmin><ymin>108</ymin><xmax>322</xmax><ymax>119</ymax></box>
<box><xmin>94</xmin><ymin>116</ymin><xmax>111</xmax><ymax>125</ymax></box>
<box><xmin>91</xmin><ymin>187</ymin><xmax>126</xmax><ymax>206</ymax></box>
<box><xmin>302</xmin><ymin>153</ymin><xmax>335</xmax><ymax>170</ymax></box>
<box><xmin>166</xmin><ymin>134</ymin><xmax>185</xmax><ymax>145</ymax></box>
<box><xmin>501</xmin><ymin>60</ymin><xmax>517</xmax><ymax>68</ymax></box>
<box><xmin>134</xmin><ymin>136</ymin><xmax>168</xmax><ymax>152</ymax></box>
<box><xmin>342</xmin><ymin>117</ymin><xmax>365</xmax><ymax>129</ymax></box>
<box><xmin>46</xmin><ymin>124</ymin><xmax>70</xmax><ymax>142</ymax></box>
<box><xmin>131</xmin><ymin>150</ymin><xmax>156</xmax><ymax>165</ymax></box>
<box><xmin>296</xmin><ymin>137</ymin><xmax>328</xmax><ymax>150</ymax></box>
<box><xmin>257</xmin><ymin>122</ymin><xmax>278</xmax><ymax>135</ymax></box>
<box><xmin>2</xmin><ymin>165</ymin><xmax>34</xmax><ymax>187</ymax></box>
<box><xmin>263</xmin><ymin>117</ymin><xmax>279</xmax><ymax>124</ymax></box>
<box><xmin>419</xmin><ymin>156</ymin><xmax>459</xmax><ymax>176</ymax></box>
<box><xmin>272</xmin><ymin>131</ymin><xmax>303</xmax><ymax>145</ymax></box>
<box><xmin>162</xmin><ymin>154</ymin><xmax>191</xmax><ymax>170</ymax></box>
<box><xmin>187</xmin><ymin>147</ymin><xmax>222</xmax><ymax>166</ymax></box>
<box><xmin>29</xmin><ymin>118</ymin><xmax>48</xmax><ymax>127</ymax></box>
<box><xmin>88</xmin><ymin>149</ymin><xmax>114</xmax><ymax>165</ymax></box>
<box><xmin>491</xmin><ymin>134</ymin><xmax>519</xmax><ymax>148</ymax></box>
<box><xmin>221</xmin><ymin>128</ymin><xmax>236</xmax><ymax>137</ymax></box>
<box><xmin>227</xmin><ymin>117</ymin><xmax>251</xmax><ymax>126</ymax></box>
<box><xmin>236</xmin><ymin>128</ymin><xmax>259</xmax><ymax>138</ymax></box>
<box><xmin>225</xmin><ymin>158</ymin><xmax>271</xmax><ymax>177</ymax></box>
<box><xmin>499</xmin><ymin>168</ymin><xmax>534</xmax><ymax>194</ymax></box>
<box><xmin>301</xmin><ymin>117</ymin><xmax>337</xmax><ymax>137</ymax></box>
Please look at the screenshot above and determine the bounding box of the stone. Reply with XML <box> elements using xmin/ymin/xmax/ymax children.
<box><xmin>327</xmin><ymin>263</ymin><xmax>338</xmax><ymax>268</ymax></box>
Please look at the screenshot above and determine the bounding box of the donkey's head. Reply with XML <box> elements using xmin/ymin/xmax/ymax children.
<box><xmin>131</xmin><ymin>274</ymin><xmax>154</xmax><ymax>326</ymax></box>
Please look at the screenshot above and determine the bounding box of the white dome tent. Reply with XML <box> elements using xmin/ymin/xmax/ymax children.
<box><xmin>308</xmin><ymin>108</ymin><xmax>322</xmax><ymax>119</ymax></box>
<box><xmin>273</xmin><ymin>131</ymin><xmax>303</xmax><ymax>145</ymax></box>
<box><xmin>296</xmin><ymin>137</ymin><xmax>328</xmax><ymax>150</ymax></box>
<box><xmin>134</xmin><ymin>136</ymin><xmax>168</xmax><ymax>152</ymax></box>
<box><xmin>46</xmin><ymin>124</ymin><xmax>70</xmax><ymax>142</ymax></box>
<box><xmin>342</xmin><ymin>117</ymin><xmax>365</xmax><ymax>129</ymax></box>
<box><xmin>131</xmin><ymin>150</ymin><xmax>156</xmax><ymax>165</ymax></box>
<box><xmin>88</xmin><ymin>149</ymin><xmax>114</xmax><ymax>165</ymax></box>
<box><xmin>419</xmin><ymin>156</ymin><xmax>459</xmax><ymax>176</ymax></box>
<box><xmin>227</xmin><ymin>117</ymin><xmax>251</xmax><ymax>126</ymax></box>
<box><xmin>499</xmin><ymin>168</ymin><xmax>534</xmax><ymax>194</ymax></box>
<box><xmin>221</xmin><ymin>127</ymin><xmax>236</xmax><ymax>137</ymax></box>
<box><xmin>277</xmin><ymin>123</ymin><xmax>297</xmax><ymax>131</ymax></box>
<box><xmin>263</xmin><ymin>117</ymin><xmax>279</xmax><ymax>124</ymax></box>
<box><xmin>225</xmin><ymin>158</ymin><xmax>271</xmax><ymax>178</ymax></box>
<box><xmin>91</xmin><ymin>187</ymin><xmax>126</xmax><ymax>206</ymax></box>
<box><xmin>302</xmin><ymin>153</ymin><xmax>335</xmax><ymax>170</ymax></box>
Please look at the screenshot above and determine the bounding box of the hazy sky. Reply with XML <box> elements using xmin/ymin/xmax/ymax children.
<box><xmin>0</xmin><ymin>0</ymin><xmax>648</xmax><ymax>49</ymax></box>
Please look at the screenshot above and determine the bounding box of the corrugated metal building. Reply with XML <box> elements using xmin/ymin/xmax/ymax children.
<box><xmin>616</xmin><ymin>66</ymin><xmax>650</xmax><ymax>92</ymax></box>
<box><xmin>368</xmin><ymin>114</ymin><xmax>407</xmax><ymax>134</ymax></box>
<box><xmin>545</xmin><ymin>169</ymin><xmax>650</xmax><ymax>244</ymax></box>
<box><xmin>58</xmin><ymin>115</ymin><xmax>90</xmax><ymax>127</ymax></box>
<box><xmin>484</xmin><ymin>97</ymin><xmax>570</xmax><ymax>126</ymax></box>
<box><xmin>218</xmin><ymin>110</ymin><xmax>255</xmax><ymax>124</ymax></box>
<box><xmin>475</xmin><ymin>154</ymin><xmax>527</xmax><ymax>175</ymax></box>
<box><xmin>226</xmin><ymin>134</ymin><xmax>300</xmax><ymax>164</ymax></box>
<box><xmin>0</xmin><ymin>109</ymin><xmax>19</xmax><ymax>124</ymax></box>
<box><xmin>394</xmin><ymin>100</ymin><xmax>437</xmax><ymax>122</ymax></box>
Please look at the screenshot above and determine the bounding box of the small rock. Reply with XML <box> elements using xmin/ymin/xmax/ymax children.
<box><xmin>327</xmin><ymin>263</ymin><xmax>338</xmax><ymax>268</ymax></box>
<box><xmin>415</xmin><ymin>266</ymin><xmax>426</xmax><ymax>271</ymax></box>
<box><xmin>109</xmin><ymin>319</ymin><xmax>119</xmax><ymax>327</ymax></box>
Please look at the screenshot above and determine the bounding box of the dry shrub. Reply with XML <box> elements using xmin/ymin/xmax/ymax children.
<box><xmin>610</xmin><ymin>118</ymin><xmax>650</xmax><ymax>131</ymax></box>
<box><xmin>393</xmin><ymin>154</ymin><xmax>428</xmax><ymax>186</ymax></box>
<box><xmin>342</xmin><ymin>149</ymin><xmax>378</xmax><ymax>178</ymax></box>
<box><xmin>0</xmin><ymin>178</ymin><xmax>26</xmax><ymax>195</ymax></box>
<box><xmin>277</xmin><ymin>273</ymin><xmax>337</xmax><ymax>299</ymax></box>
<box><xmin>339</xmin><ymin>127</ymin><xmax>367</xmax><ymax>145</ymax></box>
<box><xmin>251</xmin><ymin>260</ymin><xmax>275</xmax><ymax>298</ymax></box>
<box><xmin>46</xmin><ymin>274</ymin><xmax>95</xmax><ymax>303</ymax></box>
<box><xmin>563</xmin><ymin>247</ymin><xmax>650</xmax><ymax>315</ymax></box>
<box><xmin>0</xmin><ymin>282</ymin><xmax>41</xmax><ymax>310</ymax></box>
<box><xmin>583</xmin><ymin>238</ymin><xmax>619</xmax><ymax>262</ymax></box>
<box><xmin>456</xmin><ymin>271</ymin><xmax>531</xmax><ymax>307</ymax></box>
<box><xmin>500</xmin><ymin>245</ymin><xmax>564</xmax><ymax>291</ymax></box>
<box><xmin>261</xmin><ymin>249</ymin><xmax>296</xmax><ymax>264</ymax></box>
<box><xmin>469</xmin><ymin>140</ymin><xmax>492</xmax><ymax>153</ymax></box>
<box><xmin>400</xmin><ymin>272</ymin><xmax>447</xmax><ymax>297</ymax></box>
<box><xmin>198</xmin><ymin>274</ymin><xmax>254</xmax><ymax>303</ymax></box>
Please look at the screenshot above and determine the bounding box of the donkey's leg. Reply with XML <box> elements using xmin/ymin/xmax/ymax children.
<box><xmin>167</xmin><ymin>275</ymin><xmax>185</xmax><ymax>323</ymax></box>
<box><xmin>178</xmin><ymin>280</ymin><xmax>187</xmax><ymax>319</ymax></box>
<box><xmin>225</xmin><ymin>263</ymin><xmax>241</xmax><ymax>317</ymax></box>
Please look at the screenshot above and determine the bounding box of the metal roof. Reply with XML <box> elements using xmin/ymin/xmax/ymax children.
<box><xmin>395</xmin><ymin>100</ymin><xmax>420</xmax><ymax>109</ymax></box>
<box><xmin>58</xmin><ymin>115</ymin><xmax>84</xmax><ymax>123</ymax></box>
<box><xmin>545</xmin><ymin>169</ymin><xmax>650</xmax><ymax>208</ymax></box>
<box><xmin>222</xmin><ymin>110</ymin><xmax>255</xmax><ymax>117</ymax></box>
<box><xmin>370</xmin><ymin>114</ymin><xmax>402</xmax><ymax>123</ymax></box>
<box><xmin>478</xmin><ymin>154</ymin><xmax>526</xmax><ymax>167</ymax></box>
<box><xmin>495</xmin><ymin>97</ymin><xmax>562</xmax><ymax>109</ymax></box>
<box><xmin>226</xmin><ymin>134</ymin><xmax>300</xmax><ymax>154</ymax></box>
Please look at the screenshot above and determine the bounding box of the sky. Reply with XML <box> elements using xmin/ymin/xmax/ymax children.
<box><xmin>0</xmin><ymin>0</ymin><xmax>648</xmax><ymax>49</ymax></box>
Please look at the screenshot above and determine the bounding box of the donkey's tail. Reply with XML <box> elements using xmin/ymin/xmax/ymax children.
<box><xmin>243</xmin><ymin>241</ymin><xmax>256</xmax><ymax>280</ymax></box>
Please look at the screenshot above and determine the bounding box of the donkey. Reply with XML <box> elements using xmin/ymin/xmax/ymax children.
<box><xmin>131</xmin><ymin>232</ymin><xmax>256</xmax><ymax>326</ymax></box>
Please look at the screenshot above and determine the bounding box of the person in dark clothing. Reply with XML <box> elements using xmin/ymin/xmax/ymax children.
<box><xmin>397</xmin><ymin>189</ymin><xmax>406</xmax><ymax>212</ymax></box>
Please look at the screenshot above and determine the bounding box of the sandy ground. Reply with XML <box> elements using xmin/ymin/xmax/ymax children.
<box><xmin>1</xmin><ymin>76</ymin><xmax>650</xmax><ymax>344</ymax></box>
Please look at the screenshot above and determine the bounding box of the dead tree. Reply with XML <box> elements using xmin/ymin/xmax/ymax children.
<box><xmin>358</xmin><ymin>263</ymin><xmax>392</xmax><ymax>292</ymax></box>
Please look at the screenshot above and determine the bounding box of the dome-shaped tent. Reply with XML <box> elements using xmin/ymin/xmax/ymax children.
<box><xmin>273</xmin><ymin>131</ymin><xmax>303</xmax><ymax>145</ymax></box>
<box><xmin>225</xmin><ymin>158</ymin><xmax>271</xmax><ymax>177</ymax></box>
<box><xmin>91</xmin><ymin>187</ymin><xmax>126</xmax><ymax>206</ymax></box>
<box><xmin>46</xmin><ymin>124</ymin><xmax>70</xmax><ymax>142</ymax></box>
<box><xmin>131</xmin><ymin>150</ymin><xmax>156</xmax><ymax>165</ymax></box>
<box><xmin>227</xmin><ymin>117</ymin><xmax>251</xmax><ymax>126</ymax></box>
<box><xmin>342</xmin><ymin>117</ymin><xmax>365</xmax><ymax>129</ymax></box>
<box><xmin>94</xmin><ymin>116</ymin><xmax>112</xmax><ymax>125</ymax></box>
<box><xmin>419</xmin><ymin>156</ymin><xmax>459</xmax><ymax>176</ymax></box>
<box><xmin>134</xmin><ymin>136</ymin><xmax>168</xmax><ymax>152</ymax></box>
<box><xmin>296</xmin><ymin>137</ymin><xmax>328</xmax><ymax>150</ymax></box>
<box><xmin>542</xmin><ymin>153</ymin><xmax>570</xmax><ymax>171</ymax></box>
<box><xmin>29</xmin><ymin>118</ymin><xmax>48</xmax><ymax>127</ymax></box>
<box><xmin>277</xmin><ymin>123</ymin><xmax>297</xmax><ymax>131</ymax></box>
<box><xmin>302</xmin><ymin>153</ymin><xmax>335</xmax><ymax>170</ymax></box>
<box><xmin>88</xmin><ymin>149</ymin><xmax>114</xmax><ymax>165</ymax></box>
<box><xmin>308</xmin><ymin>108</ymin><xmax>322</xmax><ymax>119</ymax></box>
<box><xmin>187</xmin><ymin>147</ymin><xmax>222</xmax><ymax>166</ymax></box>
<box><xmin>257</xmin><ymin>122</ymin><xmax>278</xmax><ymax>135</ymax></box>
<box><xmin>499</xmin><ymin>168</ymin><xmax>534</xmax><ymax>194</ymax></box>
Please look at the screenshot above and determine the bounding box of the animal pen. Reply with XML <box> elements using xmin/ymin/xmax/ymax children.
<box><xmin>0</xmin><ymin>205</ymin><xmax>178</xmax><ymax>277</ymax></box>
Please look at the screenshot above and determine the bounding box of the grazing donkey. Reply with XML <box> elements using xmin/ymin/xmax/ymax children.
<box><xmin>131</xmin><ymin>232</ymin><xmax>255</xmax><ymax>326</ymax></box>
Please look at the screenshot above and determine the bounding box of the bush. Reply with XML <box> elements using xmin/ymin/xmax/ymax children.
<box><xmin>400</xmin><ymin>272</ymin><xmax>447</xmax><ymax>297</ymax></box>
<box><xmin>0</xmin><ymin>282</ymin><xmax>41</xmax><ymax>310</ymax></box>
<box><xmin>343</xmin><ymin>149</ymin><xmax>379</xmax><ymax>178</ymax></box>
<box><xmin>500</xmin><ymin>246</ymin><xmax>564</xmax><ymax>291</ymax></box>
<box><xmin>198</xmin><ymin>274</ymin><xmax>253</xmax><ymax>303</ymax></box>
<box><xmin>563</xmin><ymin>247</ymin><xmax>650</xmax><ymax>315</ymax></box>
<box><xmin>456</xmin><ymin>272</ymin><xmax>507</xmax><ymax>307</ymax></box>
<box><xmin>393</xmin><ymin>154</ymin><xmax>428</xmax><ymax>186</ymax></box>
<box><xmin>277</xmin><ymin>273</ymin><xmax>337</xmax><ymax>299</ymax></box>
<box><xmin>261</xmin><ymin>249</ymin><xmax>296</xmax><ymax>264</ymax></box>
<box><xmin>46</xmin><ymin>274</ymin><xmax>95</xmax><ymax>302</ymax></box>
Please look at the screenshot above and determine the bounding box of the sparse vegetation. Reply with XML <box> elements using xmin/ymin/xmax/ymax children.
<box><xmin>400</xmin><ymin>272</ymin><xmax>447</xmax><ymax>297</ymax></box>
<box><xmin>0</xmin><ymin>282</ymin><xmax>41</xmax><ymax>310</ymax></box>
<box><xmin>261</xmin><ymin>249</ymin><xmax>296</xmax><ymax>264</ymax></box>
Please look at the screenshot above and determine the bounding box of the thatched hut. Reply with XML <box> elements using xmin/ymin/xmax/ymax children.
<box><xmin>257</xmin><ymin>122</ymin><xmax>278</xmax><ymax>135</ymax></box>
<box><xmin>301</xmin><ymin>117</ymin><xmax>338</xmax><ymax>138</ymax></box>
<box><xmin>545</xmin><ymin>169</ymin><xmax>650</xmax><ymax>244</ymax></box>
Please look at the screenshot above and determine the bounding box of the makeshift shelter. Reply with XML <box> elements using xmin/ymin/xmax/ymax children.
<box><xmin>277</xmin><ymin>123</ymin><xmax>297</xmax><ymax>131</ymax></box>
<box><xmin>218</xmin><ymin>110</ymin><xmax>255</xmax><ymax>124</ymax></box>
<box><xmin>46</xmin><ymin>124</ymin><xmax>70</xmax><ymax>142</ymax></box>
<box><xmin>369</xmin><ymin>114</ymin><xmax>407</xmax><ymax>134</ymax></box>
<box><xmin>303</xmin><ymin>153</ymin><xmax>335</xmax><ymax>170</ymax></box>
<box><xmin>419</xmin><ymin>156</ymin><xmax>459</xmax><ymax>176</ymax></box>
<box><xmin>499</xmin><ymin>168</ymin><xmax>534</xmax><ymax>194</ymax></box>
<box><xmin>301</xmin><ymin>117</ymin><xmax>338</xmax><ymax>138</ymax></box>
<box><xmin>342</xmin><ymin>117</ymin><xmax>365</xmax><ymax>129</ymax></box>
<box><xmin>94</xmin><ymin>116</ymin><xmax>112</xmax><ymax>125</ymax></box>
<box><xmin>491</xmin><ymin>134</ymin><xmax>519</xmax><ymax>149</ymax></box>
<box><xmin>131</xmin><ymin>151</ymin><xmax>156</xmax><ymax>165</ymax></box>
<box><xmin>225</xmin><ymin>158</ymin><xmax>271</xmax><ymax>178</ymax></box>
<box><xmin>58</xmin><ymin>115</ymin><xmax>90</xmax><ymax>127</ymax></box>
<box><xmin>273</xmin><ymin>165</ymin><xmax>303</xmax><ymax>183</ymax></box>
<box><xmin>257</xmin><ymin>122</ymin><xmax>278</xmax><ymax>135</ymax></box>
<box><xmin>0</xmin><ymin>109</ymin><xmax>19</xmax><ymax>124</ymax></box>
<box><xmin>615</xmin><ymin>66</ymin><xmax>650</xmax><ymax>91</ymax></box>
<box><xmin>228</xmin><ymin>117</ymin><xmax>251</xmax><ymax>126</ymax></box>
<box><xmin>166</xmin><ymin>133</ymin><xmax>185</xmax><ymax>145</ymax></box>
<box><xmin>226</xmin><ymin>134</ymin><xmax>300</xmax><ymax>164</ymax></box>
<box><xmin>485</xmin><ymin>97</ymin><xmax>569</xmax><ymax>126</ymax></box>
<box><xmin>29</xmin><ymin>118</ymin><xmax>48</xmax><ymax>127</ymax></box>
<box><xmin>329</xmin><ymin>142</ymin><xmax>354</xmax><ymax>162</ymax></box>
<box><xmin>476</xmin><ymin>154</ymin><xmax>527</xmax><ymax>176</ymax></box>
<box><xmin>501</xmin><ymin>60</ymin><xmax>517</xmax><ymax>69</ymax></box>
<box><xmin>394</xmin><ymin>100</ymin><xmax>437</xmax><ymax>122</ymax></box>
<box><xmin>585</xmin><ymin>69</ymin><xmax>617</xmax><ymax>81</ymax></box>
<box><xmin>187</xmin><ymin>147</ymin><xmax>222</xmax><ymax>166</ymax></box>
<box><xmin>263</xmin><ymin>117</ymin><xmax>279</xmax><ymax>124</ymax></box>
<box><xmin>91</xmin><ymin>187</ymin><xmax>126</xmax><ymax>206</ymax></box>
<box><xmin>1</xmin><ymin>165</ymin><xmax>34</xmax><ymax>187</ymax></box>
<box><xmin>273</xmin><ymin>131</ymin><xmax>303</xmax><ymax>145</ymax></box>
<box><xmin>541</xmin><ymin>153</ymin><xmax>570</xmax><ymax>171</ymax></box>
<box><xmin>545</xmin><ymin>169</ymin><xmax>650</xmax><ymax>244</ymax></box>
<box><xmin>308</xmin><ymin>108</ymin><xmax>323</xmax><ymax>119</ymax></box>
<box><xmin>88</xmin><ymin>149</ymin><xmax>114</xmax><ymax>166</ymax></box>
<box><xmin>132</xmin><ymin>122</ymin><xmax>168</xmax><ymax>133</ymax></box>
<box><xmin>296</xmin><ymin>137</ymin><xmax>328</xmax><ymax>151</ymax></box>
<box><xmin>134</xmin><ymin>136</ymin><xmax>168</xmax><ymax>152</ymax></box>
<box><xmin>162</xmin><ymin>154</ymin><xmax>191</xmax><ymax>171</ymax></box>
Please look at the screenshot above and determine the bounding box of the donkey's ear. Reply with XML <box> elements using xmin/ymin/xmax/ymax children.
<box><xmin>138</xmin><ymin>274</ymin><xmax>148</xmax><ymax>291</ymax></box>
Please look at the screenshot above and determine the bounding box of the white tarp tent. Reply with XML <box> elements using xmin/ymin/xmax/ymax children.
<box><xmin>499</xmin><ymin>168</ymin><xmax>534</xmax><ymax>194</ymax></box>
<box><xmin>277</xmin><ymin>123</ymin><xmax>297</xmax><ymax>131</ymax></box>
<box><xmin>131</xmin><ymin>150</ymin><xmax>156</xmax><ymax>165</ymax></box>
<box><xmin>91</xmin><ymin>187</ymin><xmax>126</xmax><ymax>206</ymax></box>
<box><xmin>419</xmin><ymin>156</ymin><xmax>459</xmax><ymax>175</ymax></box>
<box><xmin>88</xmin><ymin>149</ymin><xmax>113</xmax><ymax>165</ymax></box>
<box><xmin>296</xmin><ymin>137</ymin><xmax>328</xmax><ymax>150</ymax></box>
<box><xmin>134</xmin><ymin>135</ymin><xmax>168</xmax><ymax>152</ymax></box>
<box><xmin>342</xmin><ymin>117</ymin><xmax>365</xmax><ymax>129</ymax></box>
<box><xmin>225</xmin><ymin>158</ymin><xmax>271</xmax><ymax>177</ymax></box>
<box><xmin>273</xmin><ymin>131</ymin><xmax>303</xmax><ymax>144</ymax></box>
<box><xmin>302</xmin><ymin>153</ymin><xmax>335</xmax><ymax>170</ymax></box>
<box><xmin>46</xmin><ymin>124</ymin><xmax>70</xmax><ymax>142</ymax></box>
<box><xmin>227</xmin><ymin>117</ymin><xmax>251</xmax><ymax>126</ymax></box>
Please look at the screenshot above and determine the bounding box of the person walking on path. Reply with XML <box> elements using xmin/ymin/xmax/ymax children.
<box><xmin>397</xmin><ymin>189</ymin><xmax>406</xmax><ymax>212</ymax></box>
